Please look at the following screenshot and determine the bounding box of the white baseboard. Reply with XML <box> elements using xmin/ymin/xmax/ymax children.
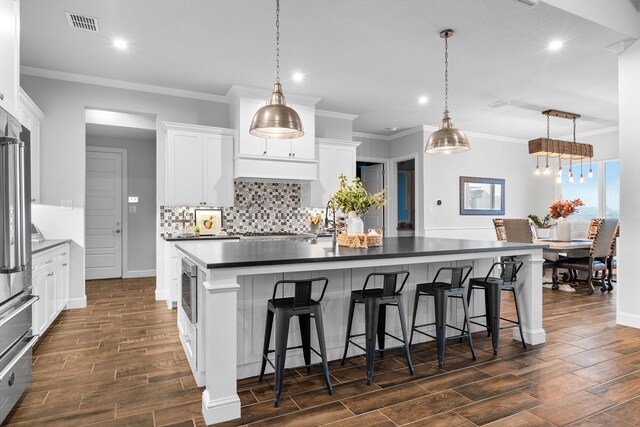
<box><xmin>66</xmin><ymin>296</ymin><xmax>87</xmax><ymax>309</ymax></box>
<box><xmin>155</xmin><ymin>289</ymin><xmax>167</xmax><ymax>301</ymax></box>
<box><xmin>617</xmin><ymin>311</ymin><xmax>640</xmax><ymax>329</ymax></box>
<box><xmin>202</xmin><ymin>391</ymin><xmax>241</xmax><ymax>425</ymax></box>
<box><xmin>125</xmin><ymin>269</ymin><xmax>156</xmax><ymax>278</ymax></box>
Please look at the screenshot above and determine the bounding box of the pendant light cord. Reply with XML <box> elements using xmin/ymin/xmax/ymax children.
<box><xmin>275</xmin><ymin>0</ymin><xmax>280</xmax><ymax>82</ymax></box>
<box><xmin>546</xmin><ymin>114</ymin><xmax>550</xmax><ymax>167</ymax></box>
<box><xmin>444</xmin><ymin>35</ymin><xmax>449</xmax><ymax>111</ymax></box>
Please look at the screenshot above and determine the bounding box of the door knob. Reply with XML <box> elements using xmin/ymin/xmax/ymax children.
<box><xmin>114</xmin><ymin>229</ymin><xmax>121</xmax><ymax>234</ymax></box>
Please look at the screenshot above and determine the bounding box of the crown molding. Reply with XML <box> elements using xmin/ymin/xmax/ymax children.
<box><xmin>352</xmin><ymin>131</ymin><xmax>393</xmax><ymax>141</ymax></box>
<box><xmin>315</xmin><ymin>109</ymin><xmax>358</xmax><ymax>120</ymax></box>
<box><xmin>315</xmin><ymin>137</ymin><xmax>361</xmax><ymax>148</ymax></box>
<box><xmin>161</xmin><ymin>121</ymin><xmax>236</xmax><ymax>136</ymax></box>
<box><xmin>18</xmin><ymin>87</ymin><xmax>45</xmax><ymax>120</ymax></box>
<box><xmin>225</xmin><ymin>84</ymin><xmax>322</xmax><ymax>105</ymax></box>
<box><xmin>557</xmin><ymin>126</ymin><xmax>619</xmax><ymax>140</ymax></box>
<box><xmin>21</xmin><ymin>66</ymin><xmax>230</xmax><ymax>103</ymax></box>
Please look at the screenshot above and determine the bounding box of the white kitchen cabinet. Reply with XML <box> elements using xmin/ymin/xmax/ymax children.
<box><xmin>308</xmin><ymin>138</ymin><xmax>361</xmax><ymax>207</ymax></box>
<box><xmin>0</xmin><ymin>0</ymin><xmax>19</xmax><ymax>117</ymax></box>
<box><xmin>163</xmin><ymin>122</ymin><xmax>234</xmax><ymax>207</ymax></box>
<box><xmin>32</xmin><ymin>243</ymin><xmax>70</xmax><ymax>336</ymax></box>
<box><xmin>17</xmin><ymin>88</ymin><xmax>44</xmax><ymax>204</ymax></box>
<box><xmin>162</xmin><ymin>240</ymin><xmax>181</xmax><ymax>309</ymax></box>
<box><xmin>227</xmin><ymin>85</ymin><xmax>319</xmax><ymax>180</ymax></box>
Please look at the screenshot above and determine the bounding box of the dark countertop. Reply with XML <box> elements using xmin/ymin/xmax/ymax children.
<box><xmin>32</xmin><ymin>239</ymin><xmax>71</xmax><ymax>255</ymax></box>
<box><xmin>162</xmin><ymin>234</ymin><xmax>240</xmax><ymax>242</ymax></box>
<box><xmin>176</xmin><ymin>237</ymin><xmax>545</xmax><ymax>270</ymax></box>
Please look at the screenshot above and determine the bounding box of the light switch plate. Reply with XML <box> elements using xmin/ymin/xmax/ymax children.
<box><xmin>128</xmin><ymin>196</ymin><xmax>139</xmax><ymax>203</ymax></box>
<box><xmin>60</xmin><ymin>200</ymin><xmax>73</xmax><ymax>209</ymax></box>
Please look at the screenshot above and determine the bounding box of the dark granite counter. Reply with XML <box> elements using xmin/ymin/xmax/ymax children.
<box><xmin>176</xmin><ymin>237</ymin><xmax>545</xmax><ymax>269</ymax></box>
<box><xmin>32</xmin><ymin>239</ymin><xmax>71</xmax><ymax>255</ymax></box>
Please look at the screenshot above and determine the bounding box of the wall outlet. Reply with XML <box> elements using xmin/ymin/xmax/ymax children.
<box><xmin>128</xmin><ymin>196</ymin><xmax>139</xmax><ymax>203</ymax></box>
<box><xmin>60</xmin><ymin>200</ymin><xmax>73</xmax><ymax>209</ymax></box>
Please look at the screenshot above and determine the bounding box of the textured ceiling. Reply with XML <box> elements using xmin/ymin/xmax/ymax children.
<box><xmin>21</xmin><ymin>0</ymin><xmax>628</xmax><ymax>139</ymax></box>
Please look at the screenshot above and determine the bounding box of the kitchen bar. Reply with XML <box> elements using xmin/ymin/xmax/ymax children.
<box><xmin>176</xmin><ymin>237</ymin><xmax>547</xmax><ymax>424</ymax></box>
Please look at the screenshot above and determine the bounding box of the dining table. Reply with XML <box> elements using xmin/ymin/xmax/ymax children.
<box><xmin>534</xmin><ymin>239</ymin><xmax>593</xmax><ymax>290</ymax></box>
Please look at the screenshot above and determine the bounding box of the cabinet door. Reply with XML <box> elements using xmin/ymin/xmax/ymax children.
<box><xmin>202</xmin><ymin>134</ymin><xmax>233</xmax><ymax>206</ymax></box>
<box><xmin>167</xmin><ymin>131</ymin><xmax>203</xmax><ymax>204</ymax></box>
<box><xmin>310</xmin><ymin>145</ymin><xmax>333</xmax><ymax>207</ymax></box>
<box><xmin>45</xmin><ymin>270</ymin><xmax>57</xmax><ymax>325</ymax></box>
<box><xmin>55</xmin><ymin>257</ymin><xmax>69</xmax><ymax>312</ymax></box>
<box><xmin>288</xmin><ymin>103</ymin><xmax>315</xmax><ymax>160</ymax></box>
<box><xmin>32</xmin><ymin>273</ymin><xmax>47</xmax><ymax>335</ymax></box>
<box><xmin>238</xmin><ymin>99</ymin><xmax>267</xmax><ymax>156</ymax></box>
<box><xmin>333</xmin><ymin>146</ymin><xmax>357</xmax><ymax>183</ymax></box>
<box><xmin>0</xmin><ymin>0</ymin><xmax>18</xmax><ymax>117</ymax></box>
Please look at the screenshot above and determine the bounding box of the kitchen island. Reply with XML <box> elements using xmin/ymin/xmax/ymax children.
<box><xmin>175</xmin><ymin>237</ymin><xmax>547</xmax><ymax>425</ymax></box>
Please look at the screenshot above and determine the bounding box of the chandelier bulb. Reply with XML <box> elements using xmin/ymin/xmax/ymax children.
<box><xmin>588</xmin><ymin>168</ymin><xmax>593</xmax><ymax>178</ymax></box>
<box><xmin>579</xmin><ymin>174</ymin><xmax>584</xmax><ymax>183</ymax></box>
<box><xmin>543</xmin><ymin>164</ymin><xmax>551</xmax><ymax>175</ymax></box>
<box><xmin>556</xmin><ymin>176</ymin><xmax>562</xmax><ymax>184</ymax></box>
<box><xmin>557</xmin><ymin>166</ymin><xmax>562</xmax><ymax>177</ymax></box>
<box><xmin>535</xmin><ymin>165</ymin><xmax>541</xmax><ymax>175</ymax></box>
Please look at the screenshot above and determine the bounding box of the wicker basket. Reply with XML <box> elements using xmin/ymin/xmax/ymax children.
<box><xmin>337</xmin><ymin>230</ymin><xmax>383</xmax><ymax>248</ymax></box>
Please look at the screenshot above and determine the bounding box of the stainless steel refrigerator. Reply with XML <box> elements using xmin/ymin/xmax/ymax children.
<box><xmin>0</xmin><ymin>105</ymin><xmax>38</xmax><ymax>422</ymax></box>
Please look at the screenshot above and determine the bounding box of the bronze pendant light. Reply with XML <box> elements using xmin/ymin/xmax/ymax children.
<box><xmin>249</xmin><ymin>0</ymin><xmax>304</xmax><ymax>139</ymax></box>
<box><xmin>425</xmin><ymin>29</ymin><xmax>470</xmax><ymax>154</ymax></box>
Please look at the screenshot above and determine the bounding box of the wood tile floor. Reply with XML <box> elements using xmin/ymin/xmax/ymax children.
<box><xmin>5</xmin><ymin>277</ymin><xmax>640</xmax><ymax>426</ymax></box>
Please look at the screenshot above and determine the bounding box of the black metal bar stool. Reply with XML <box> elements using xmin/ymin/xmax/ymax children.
<box><xmin>259</xmin><ymin>277</ymin><xmax>333</xmax><ymax>407</ymax></box>
<box><xmin>341</xmin><ymin>271</ymin><xmax>414</xmax><ymax>385</ymax></box>
<box><xmin>464</xmin><ymin>261</ymin><xmax>526</xmax><ymax>356</ymax></box>
<box><xmin>410</xmin><ymin>266</ymin><xmax>476</xmax><ymax>369</ymax></box>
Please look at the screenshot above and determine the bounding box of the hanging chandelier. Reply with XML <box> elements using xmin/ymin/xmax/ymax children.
<box><xmin>530</xmin><ymin>110</ymin><xmax>593</xmax><ymax>184</ymax></box>
<box><xmin>249</xmin><ymin>0</ymin><xmax>304</xmax><ymax>139</ymax></box>
<box><xmin>425</xmin><ymin>29</ymin><xmax>470</xmax><ymax>154</ymax></box>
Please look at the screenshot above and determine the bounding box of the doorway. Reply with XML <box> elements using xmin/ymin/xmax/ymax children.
<box><xmin>85</xmin><ymin>109</ymin><xmax>157</xmax><ymax>280</ymax></box>
<box><xmin>357</xmin><ymin>161</ymin><xmax>385</xmax><ymax>232</ymax></box>
<box><xmin>396</xmin><ymin>159</ymin><xmax>415</xmax><ymax>236</ymax></box>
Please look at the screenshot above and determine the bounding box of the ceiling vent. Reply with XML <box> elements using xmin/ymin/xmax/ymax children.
<box><xmin>486</xmin><ymin>100</ymin><xmax>511</xmax><ymax>109</ymax></box>
<box><xmin>510</xmin><ymin>0</ymin><xmax>539</xmax><ymax>7</ymax></box>
<box><xmin>65</xmin><ymin>12</ymin><xmax>99</xmax><ymax>32</ymax></box>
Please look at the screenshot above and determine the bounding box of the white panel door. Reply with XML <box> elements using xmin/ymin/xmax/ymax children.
<box><xmin>86</xmin><ymin>150</ymin><xmax>123</xmax><ymax>279</ymax></box>
<box><xmin>167</xmin><ymin>131</ymin><xmax>203</xmax><ymax>205</ymax></box>
<box><xmin>361</xmin><ymin>164</ymin><xmax>385</xmax><ymax>232</ymax></box>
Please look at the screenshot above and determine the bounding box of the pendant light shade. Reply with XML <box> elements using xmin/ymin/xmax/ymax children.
<box><xmin>249</xmin><ymin>0</ymin><xmax>304</xmax><ymax>139</ymax></box>
<box><xmin>425</xmin><ymin>29</ymin><xmax>470</xmax><ymax>155</ymax></box>
<box><xmin>425</xmin><ymin>110</ymin><xmax>470</xmax><ymax>154</ymax></box>
<box><xmin>250</xmin><ymin>82</ymin><xmax>304</xmax><ymax>139</ymax></box>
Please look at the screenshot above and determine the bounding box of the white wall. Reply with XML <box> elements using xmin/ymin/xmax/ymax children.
<box><xmin>617</xmin><ymin>40</ymin><xmax>640</xmax><ymax>328</ymax></box>
<box><xmin>22</xmin><ymin>75</ymin><xmax>229</xmax><ymax>306</ymax></box>
<box><xmin>316</xmin><ymin>115</ymin><xmax>352</xmax><ymax>140</ymax></box>
<box><xmin>86</xmin><ymin>133</ymin><xmax>156</xmax><ymax>276</ymax></box>
<box><xmin>424</xmin><ymin>134</ymin><xmax>534</xmax><ymax>240</ymax></box>
<box><xmin>354</xmin><ymin>135</ymin><xmax>390</xmax><ymax>159</ymax></box>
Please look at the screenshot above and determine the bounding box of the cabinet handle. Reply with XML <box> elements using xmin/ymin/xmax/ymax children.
<box><xmin>0</xmin><ymin>93</ymin><xmax>4</xmax><ymax>101</ymax></box>
<box><xmin>62</xmin><ymin>264</ymin><xmax>67</xmax><ymax>267</ymax></box>
<box><xmin>31</xmin><ymin>198</ymin><xmax>36</xmax><ymax>202</ymax></box>
<box><xmin>263</xmin><ymin>150</ymin><xmax>267</xmax><ymax>155</ymax></box>
<box><xmin>292</xmin><ymin>152</ymin><xmax>295</xmax><ymax>157</ymax></box>
<box><xmin>47</xmin><ymin>272</ymin><xmax>54</xmax><ymax>277</ymax></box>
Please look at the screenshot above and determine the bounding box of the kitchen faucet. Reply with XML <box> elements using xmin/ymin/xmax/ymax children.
<box><xmin>325</xmin><ymin>200</ymin><xmax>337</xmax><ymax>246</ymax></box>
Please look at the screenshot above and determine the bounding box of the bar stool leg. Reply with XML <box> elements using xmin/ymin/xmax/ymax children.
<box><xmin>299</xmin><ymin>314</ymin><xmax>312</xmax><ymax>373</ymax></box>
<box><xmin>409</xmin><ymin>290</ymin><xmax>421</xmax><ymax>347</ymax></box>
<box><xmin>487</xmin><ymin>283</ymin><xmax>501</xmax><ymax>356</ymax></box>
<box><xmin>341</xmin><ymin>297</ymin><xmax>356</xmax><ymax>366</ymax></box>
<box><xmin>313</xmin><ymin>306</ymin><xmax>334</xmax><ymax>395</ymax></box>
<box><xmin>434</xmin><ymin>291</ymin><xmax>448</xmax><ymax>369</ymax></box>
<box><xmin>259</xmin><ymin>309</ymin><xmax>274</xmax><ymax>382</ymax></box>
<box><xmin>273</xmin><ymin>312</ymin><xmax>291</xmax><ymax>407</ymax></box>
<box><xmin>461</xmin><ymin>295</ymin><xmax>477</xmax><ymax>361</ymax></box>
<box><xmin>377</xmin><ymin>304</ymin><xmax>387</xmax><ymax>357</ymax></box>
<box><xmin>484</xmin><ymin>287</ymin><xmax>492</xmax><ymax>337</ymax></box>
<box><xmin>511</xmin><ymin>288</ymin><xmax>527</xmax><ymax>349</ymax></box>
<box><xmin>364</xmin><ymin>299</ymin><xmax>380</xmax><ymax>385</ymax></box>
<box><xmin>395</xmin><ymin>296</ymin><xmax>414</xmax><ymax>376</ymax></box>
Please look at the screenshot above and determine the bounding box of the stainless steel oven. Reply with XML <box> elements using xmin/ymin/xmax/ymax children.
<box><xmin>181</xmin><ymin>258</ymin><xmax>197</xmax><ymax>324</ymax></box>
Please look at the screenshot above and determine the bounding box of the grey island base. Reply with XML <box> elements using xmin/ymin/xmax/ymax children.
<box><xmin>175</xmin><ymin>237</ymin><xmax>547</xmax><ymax>425</ymax></box>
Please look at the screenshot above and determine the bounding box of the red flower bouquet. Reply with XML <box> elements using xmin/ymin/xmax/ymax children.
<box><xmin>548</xmin><ymin>198</ymin><xmax>584</xmax><ymax>219</ymax></box>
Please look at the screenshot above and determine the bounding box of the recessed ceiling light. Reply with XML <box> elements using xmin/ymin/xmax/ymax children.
<box><xmin>418</xmin><ymin>96</ymin><xmax>429</xmax><ymax>105</ymax></box>
<box><xmin>548</xmin><ymin>40</ymin><xmax>563</xmax><ymax>51</ymax></box>
<box><xmin>113</xmin><ymin>39</ymin><xmax>128</xmax><ymax>50</ymax></box>
<box><xmin>292</xmin><ymin>72</ymin><xmax>304</xmax><ymax>82</ymax></box>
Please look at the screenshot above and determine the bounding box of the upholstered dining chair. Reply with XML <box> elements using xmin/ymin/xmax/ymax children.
<box><xmin>555</xmin><ymin>218</ymin><xmax>619</xmax><ymax>295</ymax></box>
<box><xmin>493</xmin><ymin>218</ymin><xmax>506</xmax><ymax>241</ymax></box>
<box><xmin>501</xmin><ymin>219</ymin><xmax>557</xmax><ymax>286</ymax></box>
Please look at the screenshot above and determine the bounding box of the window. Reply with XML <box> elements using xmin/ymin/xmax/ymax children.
<box><xmin>560</xmin><ymin>163</ymin><xmax>599</xmax><ymax>220</ymax></box>
<box><xmin>605</xmin><ymin>160</ymin><xmax>620</xmax><ymax>218</ymax></box>
<box><xmin>559</xmin><ymin>159</ymin><xmax>620</xmax><ymax>220</ymax></box>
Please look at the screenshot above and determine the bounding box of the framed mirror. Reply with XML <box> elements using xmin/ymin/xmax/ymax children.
<box><xmin>459</xmin><ymin>176</ymin><xmax>505</xmax><ymax>215</ymax></box>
